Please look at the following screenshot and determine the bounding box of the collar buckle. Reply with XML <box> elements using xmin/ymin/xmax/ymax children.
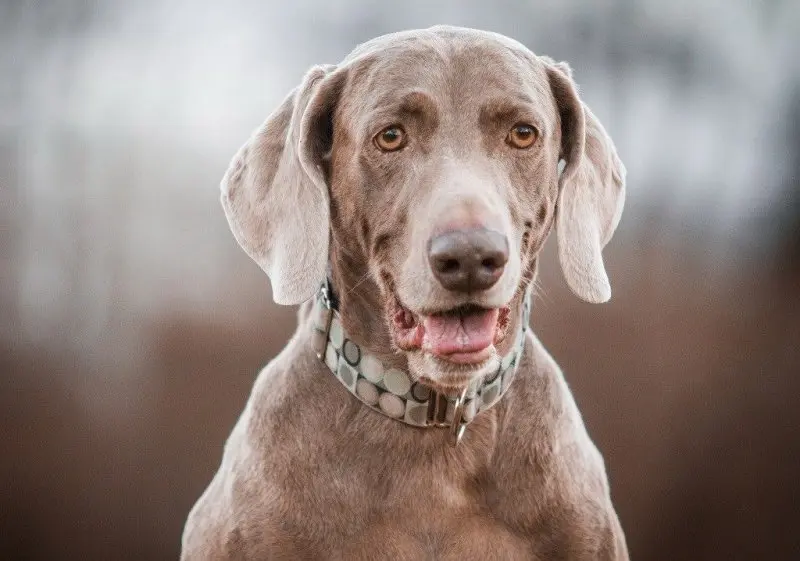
<box><xmin>426</xmin><ymin>388</ymin><xmax>469</xmax><ymax>446</ymax></box>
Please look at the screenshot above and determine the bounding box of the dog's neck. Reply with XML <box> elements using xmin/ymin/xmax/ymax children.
<box><xmin>312</xmin><ymin>269</ymin><xmax>532</xmax><ymax>445</ymax></box>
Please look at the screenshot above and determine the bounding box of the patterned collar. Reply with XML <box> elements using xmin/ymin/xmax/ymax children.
<box><xmin>312</xmin><ymin>282</ymin><xmax>531</xmax><ymax>445</ymax></box>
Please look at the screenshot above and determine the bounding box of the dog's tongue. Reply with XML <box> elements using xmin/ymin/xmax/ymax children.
<box><xmin>422</xmin><ymin>308</ymin><xmax>499</xmax><ymax>357</ymax></box>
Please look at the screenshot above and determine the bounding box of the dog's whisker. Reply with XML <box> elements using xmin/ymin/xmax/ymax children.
<box><xmin>342</xmin><ymin>271</ymin><xmax>373</xmax><ymax>296</ymax></box>
<box><xmin>530</xmin><ymin>278</ymin><xmax>553</xmax><ymax>309</ymax></box>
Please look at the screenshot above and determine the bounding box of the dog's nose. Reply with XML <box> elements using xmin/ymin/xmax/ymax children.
<box><xmin>427</xmin><ymin>228</ymin><xmax>509</xmax><ymax>292</ymax></box>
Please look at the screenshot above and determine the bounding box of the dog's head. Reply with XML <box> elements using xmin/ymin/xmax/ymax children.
<box><xmin>221</xmin><ymin>26</ymin><xmax>625</xmax><ymax>390</ymax></box>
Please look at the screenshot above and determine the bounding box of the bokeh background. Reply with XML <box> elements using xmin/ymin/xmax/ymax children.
<box><xmin>2</xmin><ymin>1</ymin><xmax>799</xmax><ymax>559</ymax></box>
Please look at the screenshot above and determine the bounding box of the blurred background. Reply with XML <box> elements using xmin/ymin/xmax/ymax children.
<box><xmin>1</xmin><ymin>1</ymin><xmax>799</xmax><ymax>559</ymax></box>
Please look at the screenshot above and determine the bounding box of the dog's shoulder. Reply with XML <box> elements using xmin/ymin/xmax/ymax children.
<box><xmin>504</xmin><ymin>332</ymin><xmax>607</xmax><ymax>474</ymax></box>
<box><xmin>181</xmin><ymin>332</ymin><xmax>332</xmax><ymax>559</ymax></box>
<box><xmin>181</xmin><ymin>407</ymin><xmax>254</xmax><ymax>560</ymax></box>
<box><xmin>490</xmin><ymin>333</ymin><xmax>628</xmax><ymax>558</ymax></box>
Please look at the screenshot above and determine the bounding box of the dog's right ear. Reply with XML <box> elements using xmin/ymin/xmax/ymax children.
<box><xmin>220</xmin><ymin>65</ymin><xmax>344</xmax><ymax>305</ymax></box>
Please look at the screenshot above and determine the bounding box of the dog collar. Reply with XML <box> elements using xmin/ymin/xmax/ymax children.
<box><xmin>313</xmin><ymin>282</ymin><xmax>531</xmax><ymax>445</ymax></box>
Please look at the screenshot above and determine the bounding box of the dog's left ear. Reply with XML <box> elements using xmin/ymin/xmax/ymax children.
<box><xmin>220</xmin><ymin>64</ymin><xmax>345</xmax><ymax>305</ymax></box>
<box><xmin>544</xmin><ymin>58</ymin><xmax>626</xmax><ymax>303</ymax></box>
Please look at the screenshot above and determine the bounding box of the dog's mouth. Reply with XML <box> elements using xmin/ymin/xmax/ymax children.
<box><xmin>390</xmin><ymin>296</ymin><xmax>511</xmax><ymax>365</ymax></box>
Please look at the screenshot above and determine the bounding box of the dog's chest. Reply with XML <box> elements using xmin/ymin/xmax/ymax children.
<box><xmin>300</xmin><ymin>472</ymin><xmax>535</xmax><ymax>560</ymax></box>
<box><xmin>277</xmin><ymin>430</ymin><xmax>538</xmax><ymax>560</ymax></box>
<box><xmin>330</xmin><ymin>515</ymin><xmax>535</xmax><ymax>560</ymax></box>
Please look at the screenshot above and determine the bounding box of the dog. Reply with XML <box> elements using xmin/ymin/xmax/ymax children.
<box><xmin>181</xmin><ymin>25</ymin><xmax>629</xmax><ymax>560</ymax></box>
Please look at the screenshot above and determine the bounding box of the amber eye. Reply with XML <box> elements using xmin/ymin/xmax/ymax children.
<box><xmin>374</xmin><ymin>126</ymin><xmax>407</xmax><ymax>152</ymax></box>
<box><xmin>507</xmin><ymin>123</ymin><xmax>538</xmax><ymax>149</ymax></box>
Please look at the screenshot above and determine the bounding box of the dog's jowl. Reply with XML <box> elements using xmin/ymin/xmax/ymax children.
<box><xmin>182</xmin><ymin>26</ymin><xmax>629</xmax><ymax>561</ymax></box>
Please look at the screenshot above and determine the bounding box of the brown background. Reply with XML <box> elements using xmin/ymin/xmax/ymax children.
<box><xmin>2</xmin><ymin>1</ymin><xmax>799</xmax><ymax>560</ymax></box>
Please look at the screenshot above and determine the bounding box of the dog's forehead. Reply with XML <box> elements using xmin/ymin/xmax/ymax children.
<box><xmin>338</xmin><ymin>26</ymin><xmax>552</xmax><ymax>123</ymax></box>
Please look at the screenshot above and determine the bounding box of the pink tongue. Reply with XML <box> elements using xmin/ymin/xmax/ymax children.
<box><xmin>422</xmin><ymin>309</ymin><xmax>499</xmax><ymax>356</ymax></box>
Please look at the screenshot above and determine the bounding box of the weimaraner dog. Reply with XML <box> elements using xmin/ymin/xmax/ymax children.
<box><xmin>182</xmin><ymin>25</ymin><xmax>629</xmax><ymax>560</ymax></box>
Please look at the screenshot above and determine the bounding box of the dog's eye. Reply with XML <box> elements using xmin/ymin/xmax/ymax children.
<box><xmin>374</xmin><ymin>126</ymin><xmax>407</xmax><ymax>152</ymax></box>
<box><xmin>507</xmin><ymin>123</ymin><xmax>538</xmax><ymax>149</ymax></box>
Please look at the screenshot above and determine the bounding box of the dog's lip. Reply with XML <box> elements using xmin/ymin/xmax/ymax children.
<box><xmin>440</xmin><ymin>347</ymin><xmax>494</xmax><ymax>365</ymax></box>
<box><xmin>389</xmin><ymin>295</ymin><xmax>511</xmax><ymax>364</ymax></box>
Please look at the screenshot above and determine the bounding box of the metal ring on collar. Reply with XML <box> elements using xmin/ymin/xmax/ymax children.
<box><xmin>450</xmin><ymin>388</ymin><xmax>468</xmax><ymax>445</ymax></box>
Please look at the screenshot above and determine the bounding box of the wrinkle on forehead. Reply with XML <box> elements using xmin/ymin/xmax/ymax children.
<box><xmin>365</xmin><ymin>90</ymin><xmax>440</xmax><ymax>128</ymax></box>
<box><xmin>339</xmin><ymin>55</ymin><xmax>445</xmax><ymax>134</ymax></box>
<box><xmin>478</xmin><ymin>98</ymin><xmax>548</xmax><ymax>134</ymax></box>
<box><xmin>337</xmin><ymin>26</ymin><xmax>557</xmax><ymax>137</ymax></box>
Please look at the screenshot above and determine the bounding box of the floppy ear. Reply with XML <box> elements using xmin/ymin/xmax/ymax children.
<box><xmin>545</xmin><ymin>59</ymin><xmax>626</xmax><ymax>303</ymax></box>
<box><xmin>220</xmin><ymin>65</ymin><xmax>343</xmax><ymax>305</ymax></box>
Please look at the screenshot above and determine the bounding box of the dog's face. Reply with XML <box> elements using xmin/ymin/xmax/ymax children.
<box><xmin>326</xmin><ymin>36</ymin><xmax>563</xmax><ymax>387</ymax></box>
<box><xmin>221</xmin><ymin>26</ymin><xmax>625</xmax><ymax>390</ymax></box>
